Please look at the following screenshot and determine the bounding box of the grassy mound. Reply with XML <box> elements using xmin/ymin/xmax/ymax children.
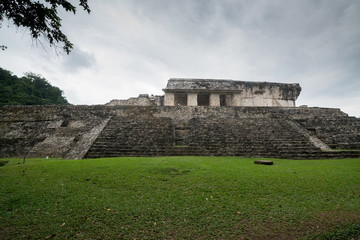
<box><xmin>0</xmin><ymin>157</ymin><xmax>359</xmax><ymax>239</ymax></box>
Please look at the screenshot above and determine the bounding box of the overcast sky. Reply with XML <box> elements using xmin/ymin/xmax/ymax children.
<box><xmin>1</xmin><ymin>0</ymin><xmax>359</xmax><ymax>116</ymax></box>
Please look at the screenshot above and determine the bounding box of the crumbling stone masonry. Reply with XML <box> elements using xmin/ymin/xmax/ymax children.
<box><xmin>107</xmin><ymin>78</ymin><xmax>301</xmax><ymax>107</ymax></box>
<box><xmin>1</xmin><ymin>79</ymin><xmax>359</xmax><ymax>159</ymax></box>
<box><xmin>163</xmin><ymin>78</ymin><xmax>301</xmax><ymax>107</ymax></box>
<box><xmin>1</xmin><ymin>105</ymin><xmax>360</xmax><ymax>159</ymax></box>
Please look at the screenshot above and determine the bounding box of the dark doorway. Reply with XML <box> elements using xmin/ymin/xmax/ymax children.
<box><xmin>197</xmin><ymin>94</ymin><xmax>210</xmax><ymax>106</ymax></box>
<box><xmin>174</xmin><ymin>93</ymin><xmax>187</xmax><ymax>106</ymax></box>
<box><xmin>220</xmin><ymin>95</ymin><xmax>226</xmax><ymax>106</ymax></box>
<box><xmin>220</xmin><ymin>94</ymin><xmax>232</xmax><ymax>106</ymax></box>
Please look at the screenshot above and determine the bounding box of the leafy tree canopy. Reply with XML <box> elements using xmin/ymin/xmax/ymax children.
<box><xmin>0</xmin><ymin>67</ymin><xmax>69</xmax><ymax>105</ymax></box>
<box><xmin>0</xmin><ymin>0</ymin><xmax>90</xmax><ymax>54</ymax></box>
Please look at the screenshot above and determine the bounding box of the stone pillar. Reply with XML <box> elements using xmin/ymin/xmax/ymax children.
<box><xmin>254</xmin><ymin>95</ymin><xmax>264</xmax><ymax>106</ymax></box>
<box><xmin>232</xmin><ymin>93</ymin><xmax>241</xmax><ymax>106</ymax></box>
<box><xmin>187</xmin><ymin>93</ymin><xmax>198</xmax><ymax>106</ymax></box>
<box><xmin>164</xmin><ymin>93</ymin><xmax>174</xmax><ymax>106</ymax></box>
<box><xmin>209</xmin><ymin>94</ymin><xmax>220</xmax><ymax>106</ymax></box>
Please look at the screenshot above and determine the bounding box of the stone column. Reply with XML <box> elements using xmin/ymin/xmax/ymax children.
<box><xmin>209</xmin><ymin>94</ymin><xmax>220</xmax><ymax>106</ymax></box>
<box><xmin>164</xmin><ymin>93</ymin><xmax>174</xmax><ymax>106</ymax></box>
<box><xmin>187</xmin><ymin>93</ymin><xmax>198</xmax><ymax>106</ymax></box>
<box><xmin>254</xmin><ymin>95</ymin><xmax>264</xmax><ymax>106</ymax></box>
<box><xmin>232</xmin><ymin>93</ymin><xmax>241</xmax><ymax>106</ymax></box>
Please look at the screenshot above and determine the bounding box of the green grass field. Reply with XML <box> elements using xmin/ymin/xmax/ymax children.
<box><xmin>0</xmin><ymin>157</ymin><xmax>359</xmax><ymax>239</ymax></box>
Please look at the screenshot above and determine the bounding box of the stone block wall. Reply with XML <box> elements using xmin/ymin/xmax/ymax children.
<box><xmin>0</xmin><ymin>105</ymin><xmax>111</xmax><ymax>159</ymax></box>
<box><xmin>163</xmin><ymin>79</ymin><xmax>301</xmax><ymax>107</ymax></box>
<box><xmin>106</xmin><ymin>95</ymin><xmax>163</xmax><ymax>106</ymax></box>
<box><xmin>1</xmin><ymin>105</ymin><xmax>360</xmax><ymax>159</ymax></box>
<box><xmin>0</xmin><ymin>121</ymin><xmax>54</xmax><ymax>158</ymax></box>
<box><xmin>296</xmin><ymin>117</ymin><xmax>360</xmax><ymax>149</ymax></box>
<box><xmin>184</xmin><ymin>117</ymin><xmax>321</xmax><ymax>158</ymax></box>
<box><xmin>27</xmin><ymin>117</ymin><xmax>110</xmax><ymax>159</ymax></box>
<box><xmin>84</xmin><ymin>117</ymin><xmax>174</xmax><ymax>158</ymax></box>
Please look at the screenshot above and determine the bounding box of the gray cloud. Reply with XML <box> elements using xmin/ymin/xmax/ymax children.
<box><xmin>0</xmin><ymin>0</ymin><xmax>359</xmax><ymax>116</ymax></box>
<box><xmin>61</xmin><ymin>47</ymin><xmax>96</xmax><ymax>72</ymax></box>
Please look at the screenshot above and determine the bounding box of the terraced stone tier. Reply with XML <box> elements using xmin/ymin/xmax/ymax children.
<box><xmin>0</xmin><ymin>121</ymin><xmax>53</xmax><ymax>158</ymax></box>
<box><xmin>84</xmin><ymin>117</ymin><xmax>174</xmax><ymax>158</ymax></box>
<box><xmin>1</xmin><ymin>105</ymin><xmax>360</xmax><ymax>159</ymax></box>
<box><xmin>184</xmin><ymin>117</ymin><xmax>323</xmax><ymax>159</ymax></box>
<box><xmin>296</xmin><ymin>117</ymin><xmax>360</xmax><ymax>150</ymax></box>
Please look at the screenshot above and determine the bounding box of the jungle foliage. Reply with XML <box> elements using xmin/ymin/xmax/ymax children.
<box><xmin>0</xmin><ymin>67</ymin><xmax>69</xmax><ymax>105</ymax></box>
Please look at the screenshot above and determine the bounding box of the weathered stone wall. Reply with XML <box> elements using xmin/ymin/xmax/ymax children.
<box><xmin>27</xmin><ymin>117</ymin><xmax>111</xmax><ymax>159</ymax></box>
<box><xmin>1</xmin><ymin>105</ymin><xmax>359</xmax><ymax>159</ymax></box>
<box><xmin>106</xmin><ymin>94</ymin><xmax>163</xmax><ymax>106</ymax></box>
<box><xmin>0</xmin><ymin>105</ymin><xmax>111</xmax><ymax>158</ymax></box>
<box><xmin>0</xmin><ymin>121</ymin><xmax>54</xmax><ymax>158</ymax></box>
<box><xmin>110</xmin><ymin>105</ymin><xmax>348</xmax><ymax>125</ymax></box>
<box><xmin>0</xmin><ymin>105</ymin><xmax>110</xmax><ymax>121</ymax></box>
<box><xmin>1</xmin><ymin>105</ymin><xmax>348</xmax><ymax>123</ymax></box>
<box><xmin>296</xmin><ymin>117</ymin><xmax>360</xmax><ymax>149</ymax></box>
<box><xmin>163</xmin><ymin>79</ymin><xmax>301</xmax><ymax>107</ymax></box>
<box><xmin>107</xmin><ymin>79</ymin><xmax>301</xmax><ymax>107</ymax></box>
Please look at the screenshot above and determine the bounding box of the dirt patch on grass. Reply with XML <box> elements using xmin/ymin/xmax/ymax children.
<box><xmin>305</xmin><ymin>210</ymin><xmax>360</xmax><ymax>234</ymax></box>
<box><xmin>150</xmin><ymin>167</ymin><xmax>191</xmax><ymax>177</ymax></box>
<box><xmin>230</xmin><ymin>210</ymin><xmax>360</xmax><ymax>240</ymax></box>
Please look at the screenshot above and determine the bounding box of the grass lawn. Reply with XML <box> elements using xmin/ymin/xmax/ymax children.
<box><xmin>0</xmin><ymin>157</ymin><xmax>359</xmax><ymax>239</ymax></box>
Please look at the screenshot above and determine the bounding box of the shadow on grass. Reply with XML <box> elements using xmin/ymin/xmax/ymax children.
<box><xmin>307</xmin><ymin>223</ymin><xmax>360</xmax><ymax>240</ymax></box>
<box><xmin>0</xmin><ymin>161</ymin><xmax>9</xmax><ymax>167</ymax></box>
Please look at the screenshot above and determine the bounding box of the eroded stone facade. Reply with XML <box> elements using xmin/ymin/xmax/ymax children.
<box><xmin>106</xmin><ymin>94</ymin><xmax>163</xmax><ymax>106</ymax></box>
<box><xmin>163</xmin><ymin>78</ymin><xmax>301</xmax><ymax>107</ymax></box>
<box><xmin>107</xmin><ymin>78</ymin><xmax>301</xmax><ymax>107</ymax></box>
<box><xmin>2</xmin><ymin>78</ymin><xmax>359</xmax><ymax>160</ymax></box>
<box><xmin>1</xmin><ymin>105</ymin><xmax>360</xmax><ymax>160</ymax></box>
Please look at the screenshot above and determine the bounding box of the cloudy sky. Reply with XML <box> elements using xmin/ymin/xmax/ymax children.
<box><xmin>1</xmin><ymin>0</ymin><xmax>359</xmax><ymax>116</ymax></box>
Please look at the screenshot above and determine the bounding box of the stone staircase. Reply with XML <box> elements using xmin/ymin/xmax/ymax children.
<box><xmin>84</xmin><ymin>116</ymin><xmax>360</xmax><ymax>159</ymax></box>
<box><xmin>2</xmin><ymin>105</ymin><xmax>359</xmax><ymax>160</ymax></box>
<box><xmin>184</xmin><ymin>117</ymin><xmax>324</xmax><ymax>159</ymax></box>
<box><xmin>84</xmin><ymin>117</ymin><xmax>174</xmax><ymax>158</ymax></box>
<box><xmin>167</xmin><ymin>146</ymin><xmax>204</xmax><ymax>156</ymax></box>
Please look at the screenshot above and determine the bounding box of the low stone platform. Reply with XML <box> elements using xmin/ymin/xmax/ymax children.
<box><xmin>254</xmin><ymin>160</ymin><xmax>274</xmax><ymax>165</ymax></box>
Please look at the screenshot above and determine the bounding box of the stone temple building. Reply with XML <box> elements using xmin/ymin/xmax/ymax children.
<box><xmin>1</xmin><ymin>78</ymin><xmax>360</xmax><ymax>160</ymax></box>
<box><xmin>106</xmin><ymin>78</ymin><xmax>301</xmax><ymax>107</ymax></box>
<box><xmin>163</xmin><ymin>78</ymin><xmax>301</xmax><ymax>107</ymax></box>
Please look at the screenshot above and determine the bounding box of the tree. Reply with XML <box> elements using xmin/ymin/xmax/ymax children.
<box><xmin>0</xmin><ymin>0</ymin><xmax>90</xmax><ymax>54</ymax></box>
<box><xmin>0</xmin><ymin>67</ymin><xmax>69</xmax><ymax>105</ymax></box>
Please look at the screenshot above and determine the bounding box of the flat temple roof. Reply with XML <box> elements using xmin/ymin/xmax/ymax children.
<box><xmin>163</xmin><ymin>78</ymin><xmax>301</xmax><ymax>92</ymax></box>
